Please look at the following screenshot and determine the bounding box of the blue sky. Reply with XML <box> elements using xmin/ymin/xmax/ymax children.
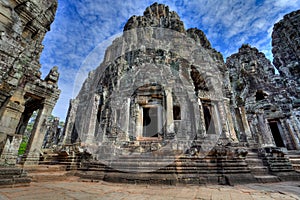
<box><xmin>39</xmin><ymin>0</ymin><xmax>300</xmax><ymax>121</ymax></box>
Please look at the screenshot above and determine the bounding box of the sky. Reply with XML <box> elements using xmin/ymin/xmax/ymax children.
<box><xmin>39</xmin><ymin>0</ymin><xmax>300</xmax><ymax>121</ymax></box>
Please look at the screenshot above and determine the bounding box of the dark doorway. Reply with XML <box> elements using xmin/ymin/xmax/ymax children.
<box><xmin>173</xmin><ymin>105</ymin><xmax>181</xmax><ymax>120</ymax></box>
<box><xmin>143</xmin><ymin>107</ymin><xmax>159</xmax><ymax>137</ymax></box>
<box><xmin>269</xmin><ymin>121</ymin><xmax>285</xmax><ymax>147</ymax></box>
<box><xmin>202</xmin><ymin>101</ymin><xmax>216</xmax><ymax>134</ymax></box>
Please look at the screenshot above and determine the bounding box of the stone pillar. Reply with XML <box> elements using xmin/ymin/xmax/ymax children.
<box><xmin>257</xmin><ymin>110</ymin><xmax>275</xmax><ymax>147</ymax></box>
<box><xmin>165</xmin><ymin>88</ymin><xmax>174</xmax><ymax>137</ymax></box>
<box><xmin>198</xmin><ymin>98</ymin><xmax>206</xmax><ymax>137</ymax></box>
<box><xmin>217</xmin><ymin>100</ymin><xmax>230</xmax><ymax>139</ymax></box>
<box><xmin>224</xmin><ymin>98</ymin><xmax>238</xmax><ymax>142</ymax></box>
<box><xmin>85</xmin><ymin>94</ymin><xmax>100</xmax><ymax>144</ymax></box>
<box><xmin>212</xmin><ymin>102</ymin><xmax>222</xmax><ymax>135</ymax></box>
<box><xmin>286</xmin><ymin>116</ymin><xmax>300</xmax><ymax>150</ymax></box>
<box><xmin>0</xmin><ymin>89</ymin><xmax>25</xmax><ymax>138</ymax></box>
<box><xmin>62</xmin><ymin>99</ymin><xmax>79</xmax><ymax>145</ymax></box>
<box><xmin>240</xmin><ymin>107</ymin><xmax>253</xmax><ymax>142</ymax></box>
<box><xmin>135</xmin><ymin>104</ymin><xmax>143</xmax><ymax>137</ymax></box>
<box><xmin>118</xmin><ymin>97</ymin><xmax>131</xmax><ymax>140</ymax></box>
<box><xmin>157</xmin><ymin>105</ymin><xmax>162</xmax><ymax>133</ymax></box>
<box><xmin>21</xmin><ymin>99</ymin><xmax>54</xmax><ymax>165</ymax></box>
<box><xmin>0</xmin><ymin>89</ymin><xmax>25</xmax><ymax>165</ymax></box>
<box><xmin>0</xmin><ymin>134</ymin><xmax>23</xmax><ymax>165</ymax></box>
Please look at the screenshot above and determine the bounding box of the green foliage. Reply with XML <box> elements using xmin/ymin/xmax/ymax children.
<box><xmin>18</xmin><ymin>136</ymin><xmax>28</xmax><ymax>155</ymax></box>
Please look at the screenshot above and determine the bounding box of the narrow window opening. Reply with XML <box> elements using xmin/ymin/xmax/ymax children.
<box><xmin>256</xmin><ymin>90</ymin><xmax>265</xmax><ymax>101</ymax></box>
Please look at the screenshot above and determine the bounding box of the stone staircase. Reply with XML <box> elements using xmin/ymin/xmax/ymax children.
<box><xmin>286</xmin><ymin>150</ymin><xmax>300</xmax><ymax>172</ymax></box>
<box><xmin>0</xmin><ymin>166</ymin><xmax>31</xmax><ymax>188</ymax></box>
<box><xmin>21</xmin><ymin>164</ymin><xmax>76</xmax><ymax>182</ymax></box>
<box><xmin>259</xmin><ymin>147</ymin><xmax>300</xmax><ymax>182</ymax></box>
<box><xmin>39</xmin><ymin>150</ymin><xmax>82</xmax><ymax>170</ymax></box>
<box><xmin>78</xmin><ymin>146</ymin><xmax>300</xmax><ymax>185</ymax></box>
<box><xmin>245</xmin><ymin>149</ymin><xmax>280</xmax><ymax>183</ymax></box>
<box><xmin>78</xmin><ymin>146</ymin><xmax>256</xmax><ymax>186</ymax></box>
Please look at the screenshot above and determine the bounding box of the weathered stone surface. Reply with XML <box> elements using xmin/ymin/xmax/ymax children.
<box><xmin>43</xmin><ymin>117</ymin><xmax>62</xmax><ymax>149</ymax></box>
<box><xmin>0</xmin><ymin>0</ymin><xmax>60</xmax><ymax>169</ymax></box>
<box><xmin>272</xmin><ymin>9</ymin><xmax>300</xmax><ymax>78</ymax></box>
<box><xmin>272</xmin><ymin>9</ymin><xmax>300</xmax><ymax>127</ymax></box>
<box><xmin>124</xmin><ymin>3</ymin><xmax>185</xmax><ymax>33</ymax></box>
<box><xmin>62</xmin><ymin>4</ymin><xmax>300</xmax><ymax>185</ymax></box>
<box><xmin>226</xmin><ymin>44</ymin><xmax>300</xmax><ymax>150</ymax></box>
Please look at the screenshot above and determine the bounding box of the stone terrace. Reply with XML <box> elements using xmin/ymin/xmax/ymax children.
<box><xmin>0</xmin><ymin>178</ymin><xmax>300</xmax><ymax>200</ymax></box>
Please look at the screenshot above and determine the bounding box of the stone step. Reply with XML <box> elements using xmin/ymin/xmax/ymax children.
<box><xmin>0</xmin><ymin>177</ymin><xmax>31</xmax><ymax>188</ymax></box>
<box><xmin>28</xmin><ymin>171</ymin><xmax>71</xmax><ymax>182</ymax></box>
<box><xmin>21</xmin><ymin>164</ymin><xmax>68</xmax><ymax>173</ymax></box>
<box><xmin>0</xmin><ymin>166</ymin><xmax>31</xmax><ymax>188</ymax></box>
<box><xmin>248</xmin><ymin>166</ymin><xmax>269</xmax><ymax>175</ymax></box>
<box><xmin>286</xmin><ymin>153</ymin><xmax>300</xmax><ymax>171</ymax></box>
<box><xmin>21</xmin><ymin>164</ymin><xmax>77</xmax><ymax>183</ymax></box>
<box><xmin>254</xmin><ymin>175</ymin><xmax>280</xmax><ymax>183</ymax></box>
<box><xmin>245</xmin><ymin>158</ymin><xmax>265</xmax><ymax>165</ymax></box>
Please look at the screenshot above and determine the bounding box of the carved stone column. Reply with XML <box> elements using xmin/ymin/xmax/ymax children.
<box><xmin>165</xmin><ymin>88</ymin><xmax>174</xmax><ymax>138</ymax></box>
<box><xmin>21</xmin><ymin>99</ymin><xmax>54</xmax><ymax>165</ymax></box>
<box><xmin>0</xmin><ymin>134</ymin><xmax>23</xmax><ymax>165</ymax></box>
<box><xmin>0</xmin><ymin>89</ymin><xmax>25</xmax><ymax>165</ymax></box>
<box><xmin>118</xmin><ymin>98</ymin><xmax>130</xmax><ymax>140</ymax></box>
<box><xmin>85</xmin><ymin>94</ymin><xmax>100</xmax><ymax>144</ymax></box>
<box><xmin>223</xmin><ymin>98</ymin><xmax>238</xmax><ymax>142</ymax></box>
<box><xmin>217</xmin><ymin>100</ymin><xmax>230</xmax><ymax>139</ymax></box>
<box><xmin>135</xmin><ymin>104</ymin><xmax>143</xmax><ymax>138</ymax></box>
<box><xmin>257</xmin><ymin>110</ymin><xmax>275</xmax><ymax>147</ymax></box>
<box><xmin>286</xmin><ymin>116</ymin><xmax>300</xmax><ymax>150</ymax></box>
<box><xmin>198</xmin><ymin>98</ymin><xmax>206</xmax><ymax>137</ymax></box>
<box><xmin>240</xmin><ymin>107</ymin><xmax>253</xmax><ymax>142</ymax></box>
<box><xmin>0</xmin><ymin>89</ymin><xmax>25</xmax><ymax>137</ymax></box>
<box><xmin>61</xmin><ymin>99</ymin><xmax>79</xmax><ymax>145</ymax></box>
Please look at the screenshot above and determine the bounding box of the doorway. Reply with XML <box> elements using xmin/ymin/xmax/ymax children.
<box><xmin>143</xmin><ymin>106</ymin><xmax>160</xmax><ymax>137</ymax></box>
<box><xmin>269</xmin><ymin>121</ymin><xmax>285</xmax><ymax>147</ymax></box>
<box><xmin>202</xmin><ymin>100</ymin><xmax>216</xmax><ymax>134</ymax></box>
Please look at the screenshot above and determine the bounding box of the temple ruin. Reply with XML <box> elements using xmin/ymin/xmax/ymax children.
<box><xmin>61</xmin><ymin>3</ymin><xmax>300</xmax><ymax>185</ymax></box>
<box><xmin>0</xmin><ymin>0</ymin><xmax>60</xmax><ymax>186</ymax></box>
<box><xmin>0</xmin><ymin>2</ymin><xmax>300</xmax><ymax>187</ymax></box>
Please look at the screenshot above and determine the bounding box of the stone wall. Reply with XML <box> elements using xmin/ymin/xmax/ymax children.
<box><xmin>63</xmin><ymin>3</ymin><xmax>237</xmax><ymax>160</ymax></box>
<box><xmin>62</xmin><ymin>3</ymin><xmax>300</xmax><ymax>184</ymax></box>
<box><xmin>226</xmin><ymin>44</ymin><xmax>297</xmax><ymax>148</ymax></box>
<box><xmin>0</xmin><ymin>0</ymin><xmax>60</xmax><ymax>165</ymax></box>
<box><xmin>272</xmin><ymin>10</ymin><xmax>300</xmax><ymax>139</ymax></box>
<box><xmin>272</xmin><ymin>9</ymin><xmax>300</xmax><ymax>78</ymax></box>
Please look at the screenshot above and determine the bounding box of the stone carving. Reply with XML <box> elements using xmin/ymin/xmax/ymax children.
<box><xmin>63</xmin><ymin>4</ymin><xmax>300</xmax><ymax>185</ymax></box>
<box><xmin>272</xmin><ymin>10</ymin><xmax>300</xmax><ymax>78</ymax></box>
<box><xmin>63</xmin><ymin>1</ymin><xmax>300</xmax><ymax>157</ymax></box>
<box><xmin>124</xmin><ymin>3</ymin><xmax>185</xmax><ymax>33</ymax></box>
<box><xmin>0</xmin><ymin>0</ymin><xmax>60</xmax><ymax>166</ymax></box>
<box><xmin>45</xmin><ymin>66</ymin><xmax>59</xmax><ymax>85</ymax></box>
<box><xmin>0</xmin><ymin>1</ymin><xmax>298</xmax><ymax>186</ymax></box>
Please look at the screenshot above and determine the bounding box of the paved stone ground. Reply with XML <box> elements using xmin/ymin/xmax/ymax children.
<box><xmin>0</xmin><ymin>178</ymin><xmax>299</xmax><ymax>200</ymax></box>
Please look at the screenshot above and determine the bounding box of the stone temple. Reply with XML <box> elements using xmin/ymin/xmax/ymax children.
<box><xmin>1</xmin><ymin>2</ymin><xmax>300</xmax><ymax>187</ymax></box>
<box><xmin>0</xmin><ymin>0</ymin><xmax>59</xmax><ymax>186</ymax></box>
